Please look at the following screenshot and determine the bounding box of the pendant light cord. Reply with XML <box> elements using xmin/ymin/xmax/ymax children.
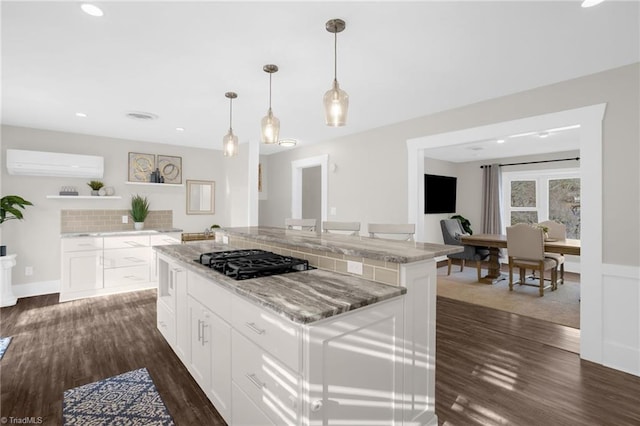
<box><xmin>334</xmin><ymin>31</ymin><xmax>338</xmax><ymax>81</ymax></box>
<box><xmin>229</xmin><ymin>97</ymin><xmax>233</xmax><ymax>130</ymax></box>
<box><xmin>269</xmin><ymin>72</ymin><xmax>273</xmax><ymax>109</ymax></box>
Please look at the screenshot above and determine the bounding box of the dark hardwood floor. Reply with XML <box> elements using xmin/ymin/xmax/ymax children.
<box><xmin>1</xmin><ymin>290</ymin><xmax>639</xmax><ymax>425</ymax></box>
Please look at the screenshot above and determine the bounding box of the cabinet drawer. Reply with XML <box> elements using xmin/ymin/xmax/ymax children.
<box><xmin>150</xmin><ymin>233</ymin><xmax>181</xmax><ymax>246</ymax></box>
<box><xmin>187</xmin><ymin>271</ymin><xmax>231</xmax><ymax>322</ymax></box>
<box><xmin>62</xmin><ymin>237</ymin><xmax>103</xmax><ymax>252</ymax></box>
<box><xmin>232</xmin><ymin>382</ymin><xmax>276</xmax><ymax>426</ymax></box>
<box><xmin>157</xmin><ymin>300</ymin><xmax>176</xmax><ymax>346</ymax></box>
<box><xmin>104</xmin><ymin>265</ymin><xmax>150</xmax><ymax>287</ymax></box>
<box><xmin>232</xmin><ymin>296</ymin><xmax>300</xmax><ymax>372</ymax></box>
<box><xmin>103</xmin><ymin>247</ymin><xmax>150</xmax><ymax>269</ymax></box>
<box><xmin>232</xmin><ymin>331</ymin><xmax>299</xmax><ymax>426</ymax></box>
<box><xmin>103</xmin><ymin>235</ymin><xmax>149</xmax><ymax>249</ymax></box>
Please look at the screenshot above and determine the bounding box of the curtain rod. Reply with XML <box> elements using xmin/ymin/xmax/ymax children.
<box><xmin>480</xmin><ymin>157</ymin><xmax>580</xmax><ymax>168</ymax></box>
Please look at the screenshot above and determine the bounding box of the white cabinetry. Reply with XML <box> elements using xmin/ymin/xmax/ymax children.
<box><xmin>156</xmin><ymin>256</ymin><xmax>407</xmax><ymax>425</ymax></box>
<box><xmin>61</xmin><ymin>237</ymin><xmax>103</xmax><ymax>296</ymax></box>
<box><xmin>103</xmin><ymin>236</ymin><xmax>150</xmax><ymax>288</ymax></box>
<box><xmin>150</xmin><ymin>232</ymin><xmax>181</xmax><ymax>282</ymax></box>
<box><xmin>61</xmin><ymin>232</ymin><xmax>180</xmax><ymax>302</ymax></box>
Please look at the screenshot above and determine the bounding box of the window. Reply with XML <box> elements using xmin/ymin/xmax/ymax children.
<box><xmin>503</xmin><ymin>168</ymin><xmax>580</xmax><ymax>239</ymax></box>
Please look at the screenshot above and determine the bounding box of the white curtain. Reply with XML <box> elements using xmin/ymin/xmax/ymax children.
<box><xmin>481</xmin><ymin>164</ymin><xmax>503</xmax><ymax>234</ymax></box>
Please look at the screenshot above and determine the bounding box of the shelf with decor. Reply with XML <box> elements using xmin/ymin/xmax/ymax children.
<box><xmin>125</xmin><ymin>182</ymin><xmax>184</xmax><ymax>187</ymax></box>
<box><xmin>46</xmin><ymin>195</ymin><xmax>122</xmax><ymax>199</ymax></box>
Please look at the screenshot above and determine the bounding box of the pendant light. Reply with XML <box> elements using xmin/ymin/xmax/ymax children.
<box><xmin>323</xmin><ymin>18</ymin><xmax>348</xmax><ymax>127</ymax></box>
<box><xmin>223</xmin><ymin>92</ymin><xmax>238</xmax><ymax>157</ymax></box>
<box><xmin>261</xmin><ymin>64</ymin><xmax>280</xmax><ymax>144</ymax></box>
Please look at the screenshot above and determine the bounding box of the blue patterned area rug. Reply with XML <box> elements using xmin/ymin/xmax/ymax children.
<box><xmin>63</xmin><ymin>368</ymin><xmax>175</xmax><ymax>425</ymax></box>
<box><xmin>0</xmin><ymin>336</ymin><xmax>12</xmax><ymax>360</ymax></box>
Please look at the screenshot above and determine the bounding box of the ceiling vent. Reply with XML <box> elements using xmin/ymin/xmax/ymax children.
<box><xmin>125</xmin><ymin>111</ymin><xmax>158</xmax><ymax>121</ymax></box>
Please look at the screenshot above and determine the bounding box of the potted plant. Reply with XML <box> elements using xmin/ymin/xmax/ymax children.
<box><xmin>129</xmin><ymin>195</ymin><xmax>150</xmax><ymax>230</ymax></box>
<box><xmin>0</xmin><ymin>195</ymin><xmax>33</xmax><ymax>256</ymax></box>
<box><xmin>87</xmin><ymin>180</ymin><xmax>104</xmax><ymax>196</ymax></box>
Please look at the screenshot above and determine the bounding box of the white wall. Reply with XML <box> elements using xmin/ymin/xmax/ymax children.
<box><xmin>0</xmin><ymin>125</ymin><xmax>229</xmax><ymax>293</ymax></box>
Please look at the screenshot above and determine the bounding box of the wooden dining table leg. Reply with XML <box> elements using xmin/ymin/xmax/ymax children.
<box><xmin>479</xmin><ymin>246</ymin><xmax>505</xmax><ymax>284</ymax></box>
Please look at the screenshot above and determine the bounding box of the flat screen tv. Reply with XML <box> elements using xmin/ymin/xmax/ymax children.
<box><xmin>424</xmin><ymin>174</ymin><xmax>457</xmax><ymax>214</ymax></box>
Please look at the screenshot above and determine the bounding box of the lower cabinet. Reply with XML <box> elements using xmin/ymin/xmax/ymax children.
<box><xmin>188</xmin><ymin>296</ymin><xmax>232</xmax><ymax>423</ymax></box>
<box><xmin>157</xmin><ymin>254</ymin><xmax>406</xmax><ymax>425</ymax></box>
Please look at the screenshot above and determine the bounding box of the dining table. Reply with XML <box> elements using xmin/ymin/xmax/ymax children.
<box><xmin>460</xmin><ymin>233</ymin><xmax>581</xmax><ymax>284</ymax></box>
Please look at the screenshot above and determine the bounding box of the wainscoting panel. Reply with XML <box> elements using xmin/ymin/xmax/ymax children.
<box><xmin>601</xmin><ymin>263</ymin><xmax>640</xmax><ymax>376</ymax></box>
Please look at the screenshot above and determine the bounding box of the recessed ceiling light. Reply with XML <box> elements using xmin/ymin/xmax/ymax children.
<box><xmin>496</xmin><ymin>139</ymin><xmax>505</xmax><ymax>144</ymax></box>
<box><xmin>75</xmin><ymin>112</ymin><xmax>87</xmax><ymax>118</ymax></box>
<box><xmin>176</xmin><ymin>127</ymin><xmax>185</xmax><ymax>132</ymax></box>
<box><xmin>547</xmin><ymin>124</ymin><xmax>580</xmax><ymax>133</ymax></box>
<box><xmin>538</xmin><ymin>132</ymin><xmax>550</xmax><ymax>138</ymax></box>
<box><xmin>81</xmin><ymin>4</ymin><xmax>104</xmax><ymax>17</ymax></box>
<box><xmin>278</xmin><ymin>138</ymin><xmax>297</xmax><ymax>147</ymax></box>
<box><xmin>581</xmin><ymin>0</ymin><xmax>606</xmax><ymax>8</ymax></box>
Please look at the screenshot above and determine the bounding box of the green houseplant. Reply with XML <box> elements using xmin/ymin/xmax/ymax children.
<box><xmin>129</xmin><ymin>195</ymin><xmax>150</xmax><ymax>230</ymax></box>
<box><xmin>0</xmin><ymin>195</ymin><xmax>33</xmax><ymax>256</ymax></box>
<box><xmin>87</xmin><ymin>180</ymin><xmax>104</xmax><ymax>196</ymax></box>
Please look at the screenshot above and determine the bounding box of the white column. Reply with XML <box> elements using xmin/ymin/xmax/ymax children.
<box><xmin>0</xmin><ymin>254</ymin><xmax>18</xmax><ymax>307</ymax></box>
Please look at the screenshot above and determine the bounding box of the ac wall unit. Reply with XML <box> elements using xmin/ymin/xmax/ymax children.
<box><xmin>6</xmin><ymin>149</ymin><xmax>104</xmax><ymax>178</ymax></box>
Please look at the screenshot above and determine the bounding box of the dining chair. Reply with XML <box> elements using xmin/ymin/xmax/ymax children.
<box><xmin>322</xmin><ymin>221</ymin><xmax>360</xmax><ymax>236</ymax></box>
<box><xmin>506</xmin><ymin>223</ymin><xmax>562</xmax><ymax>296</ymax></box>
<box><xmin>440</xmin><ymin>219</ymin><xmax>490</xmax><ymax>282</ymax></box>
<box><xmin>285</xmin><ymin>218</ymin><xmax>317</xmax><ymax>232</ymax></box>
<box><xmin>368</xmin><ymin>223</ymin><xmax>415</xmax><ymax>241</ymax></box>
<box><xmin>538</xmin><ymin>220</ymin><xmax>567</xmax><ymax>285</ymax></box>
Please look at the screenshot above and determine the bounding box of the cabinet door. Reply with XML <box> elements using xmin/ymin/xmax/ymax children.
<box><xmin>150</xmin><ymin>233</ymin><xmax>181</xmax><ymax>281</ymax></box>
<box><xmin>208</xmin><ymin>311</ymin><xmax>232</xmax><ymax>423</ymax></box>
<box><xmin>304</xmin><ymin>298</ymin><xmax>404</xmax><ymax>425</ymax></box>
<box><xmin>188</xmin><ymin>297</ymin><xmax>232</xmax><ymax>423</ymax></box>
<box><xmin>232</xmin><ymin>383</ymin><xmax>276</xmax><ymax>426</ymax></box>
<box><xmin>189</xmin><ymin>297</ymin><xmax>212</xmax><ymax>392</ymax></box>
<box><xmin>61</xmin><ymin>251</ymin><xmax>103</xmax><ymax>292</ymax></box>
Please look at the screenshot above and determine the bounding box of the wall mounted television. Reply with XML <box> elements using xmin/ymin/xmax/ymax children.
<box><xmin>424</xmin><ymin>174</ymin><xmax>457</xmax><ymax>214</ymax></box>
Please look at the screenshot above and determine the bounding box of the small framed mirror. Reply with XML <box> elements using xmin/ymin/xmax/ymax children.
<box><xmin>186</xmin><ymin>180</ymin><xmax>215</xmax><ymax>215</ymax></box>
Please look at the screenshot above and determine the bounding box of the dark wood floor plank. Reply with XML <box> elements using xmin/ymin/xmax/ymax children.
<box><xmin>2</xmin><ymin>290</ymin><xmax>639</xmax><ymax>426</ymax></box>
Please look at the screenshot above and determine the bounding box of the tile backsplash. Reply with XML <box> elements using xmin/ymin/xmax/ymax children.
<box><xmin>61</xmin><ymin>209</ymin><xmax>173</xmax><ymax>233</ymax></box>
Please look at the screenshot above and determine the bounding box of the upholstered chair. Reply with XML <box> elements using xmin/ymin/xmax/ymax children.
<box><xmin>440</xmin><ymin>219</ymin><xmax>489</xmax><ymax>282</ymax></box>
<box><xmin>506</xmin><ymin>223</ymin><xmax>563</xmax><ymax>296</ymax></box>
<box><xmin>368</xmin><ymin>223</ymin><xmax>415</xmax><ymax>241</ymax></box>
<box><xmin>322</xmin><ymin>221</ymin><xmax>360</xmax><ymax>236</ymax></box>
<box><xmin>285</xmin><ymin>218</ymin><xmax>317</xmax><ymax>232</ymax></box>
<box><xmin>538</xmin><ymin>220</ymin><xmax>567</xmax><ymax>285</ymax></box>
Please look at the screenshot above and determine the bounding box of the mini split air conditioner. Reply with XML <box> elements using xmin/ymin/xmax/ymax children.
<box><xmin>6</xmin><ymin>149</ymin><xmax>104</xmax><ymax>178</ymax></box>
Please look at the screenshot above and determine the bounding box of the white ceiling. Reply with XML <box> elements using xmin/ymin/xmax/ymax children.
<box><xmin>2</xmin><ymin>1</ymin><xmax>639</xmax><ymax>157</ymax></box>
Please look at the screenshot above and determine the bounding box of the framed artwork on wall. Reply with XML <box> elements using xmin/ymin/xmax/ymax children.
<box><xmin>157</xmin><ymin>155</ymin><xmax>182</xmax><ymax>184</ymax></box>
<box><xmin>128</xmin><ymin>152</ymin><xmax>155</xmax><ymax>182</ymax></box>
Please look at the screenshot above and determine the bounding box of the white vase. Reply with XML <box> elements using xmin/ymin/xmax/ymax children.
<box><xmin>134</xmin><ymin>222</ymin><xmax>144</xmax><ymax>230</ymax></box>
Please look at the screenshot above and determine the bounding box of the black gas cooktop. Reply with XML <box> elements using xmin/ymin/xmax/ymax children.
<box><xmin>196</xmin><ymin>249</ymin><xmax>312</xmax><ymax>280</ymax></box>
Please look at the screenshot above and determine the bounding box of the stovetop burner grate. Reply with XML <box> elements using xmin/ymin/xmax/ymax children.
<box><xmin>196</xmin><ymin>249</ymin><xmax>312</xmax><ymax>280</ymax></box>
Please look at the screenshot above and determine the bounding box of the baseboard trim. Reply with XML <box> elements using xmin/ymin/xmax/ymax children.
<box><xmin>13</xmin><ymin>280</ymin><xmax>60</xmax><ymax>299</ymax></box>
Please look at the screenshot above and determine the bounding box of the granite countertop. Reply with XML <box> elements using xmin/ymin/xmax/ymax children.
<box><xmin>61</xmin><ymin>228</ymin><xmax>183</xmax><ymax>238</ymax></box>
<box><xmin>154</xmin><ymin>242</ymin><xmax>406</xmax><ymax>325</ymax></box>
<box><xmin>220</xmin><ymin>226</ymin><xmax>462</xmax><ymax>263</ymax></box>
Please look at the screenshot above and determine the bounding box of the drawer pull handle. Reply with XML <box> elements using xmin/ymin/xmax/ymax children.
<box><xmin>197</xmin><ymin>319</ymin><xmax>203</xmax><ymax>341</ymax></box>
<box><xmin>246</xmin><ymin>373</ymin><xmax>265</xmax><ymax>390</ymax></box>
<box><xmin>124</xmin><ymin>257</ymin><xmax>145</xmax><ymax>263</ymax></box>
<box><xmin>245</xmin><ymin>322</ymin><xmax>266</xmax><ymax>335</ymax></box>
<box><xmin>311</xmin><ymin>400</ymin><xmax>323</xmax><ymax>412</ymax></box>
<box><xmin>125</xmin><ymin>241</ymin><xmax>144</xmax><ymax>247</ymax></box>
<box><xmin>201</xmin><ymin>322</ymin><xmax>208</xmax><ymax>345</ymax></box>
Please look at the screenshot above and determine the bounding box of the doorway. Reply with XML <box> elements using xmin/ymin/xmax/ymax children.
<box><xmin>406</xmin><ymin>103</ymin><xmax>606</xmax><ymax>364</ymax></box>
<box><xmin>291</xmin><ymin>154</ymin><xmax>328</xmax><ymax>225</ymax></box>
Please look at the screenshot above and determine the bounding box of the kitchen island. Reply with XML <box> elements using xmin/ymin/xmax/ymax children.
<box><xmin>154</xmin><ymin>227</ymin><xmax>461</xmax><ymax>425</ymax></box>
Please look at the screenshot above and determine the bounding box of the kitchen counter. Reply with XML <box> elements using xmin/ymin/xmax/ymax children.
<box><xmin>61</xmin><ymin>228</ymin><xmax>183</xmax><ymax>238</ymax></box>
<box><xmin>154</xmin><ymin>241</ymin><xmax>406</xmax><ymax>324</ymax></box>
<box><xmin>219</xmin><ymin>226</ymin><xmax>461</xmax><ymax>263</ymax></box>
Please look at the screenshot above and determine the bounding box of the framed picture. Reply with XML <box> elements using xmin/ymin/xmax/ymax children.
<box><xmin>157</xmin><ymin>155</ymin><xmax>182</xmax><ymax>184</ymax></box>
<box><xmin>128</xmin><ymin>152</ymin><xmax>155</xmax><ymax>182</ymax></box>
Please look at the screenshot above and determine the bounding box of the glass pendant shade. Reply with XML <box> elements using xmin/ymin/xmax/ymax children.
<box><xmin>223</xmin><ymin>129</ymin><xmax>238</xmax><ymax>157</ymax></box>
<box><xmin>261</xmin><ymin>108</ymin><xmax>280</xmax><ymax>144</ymax></box>
<box><xmin>223</xmin><ymin>91</ymin><xmax>238</xmax><ymax>157</ymax></box>
<box><xmin>323</xmin><ymin>80</ymin><xmax>349</xmax><ymax>127</ymax></box>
